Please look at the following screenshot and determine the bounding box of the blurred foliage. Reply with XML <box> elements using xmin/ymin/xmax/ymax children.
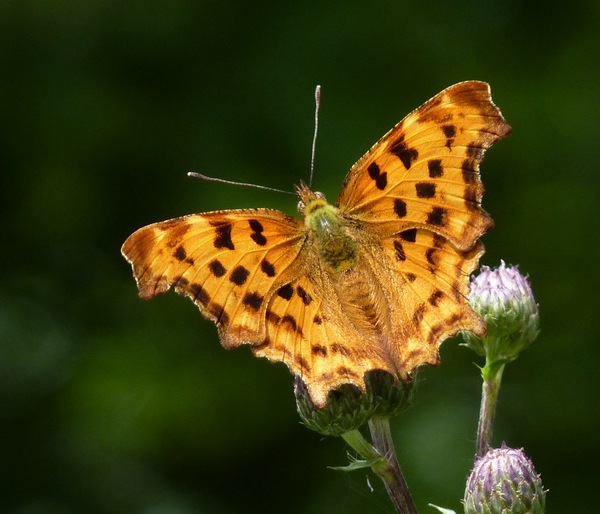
<box><xmin>2</xmin><ymin>0</ymin><xmax>599</xmax><ymax>512</ymax></box>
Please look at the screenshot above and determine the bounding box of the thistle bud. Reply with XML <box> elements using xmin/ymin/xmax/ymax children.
<box><xmin>294</xmin><ymin>371</ymin><xmax>414</xmax><ymax>437</ymax></box>
<box><xmin>464</xmin><ymin>444</ymin><xmax>546</xmax><ymax>514</ymax></box>
<box><xmin>463</xmin><ymin>261</ymin><xmax>539</xmax><ymax>364</ymax></box>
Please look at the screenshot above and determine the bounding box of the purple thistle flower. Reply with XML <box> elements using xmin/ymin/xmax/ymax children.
<box><xmin>464</xmin><ymin>444</ymin><xmax>546</xmax><ymax>514</ymax></box>
<box><xmin>463</xmin><ymin>261</ymin><xmax>539</xmax><ymax>363</ymax></box>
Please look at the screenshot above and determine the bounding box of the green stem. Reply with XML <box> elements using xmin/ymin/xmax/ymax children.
<box><xmin>476</xmin><ymin>361</ymin><xmax>505</xmax><ymax>457</ymax></box>
<box><xmin>341</xmin><ymin>429</ymin><xmax>381</xmax><ymax>463</ymax></box>
<box><xmin>342</xmin><ymin>419</ymin><xmax>418</xmax><ymax>513</ymax></box>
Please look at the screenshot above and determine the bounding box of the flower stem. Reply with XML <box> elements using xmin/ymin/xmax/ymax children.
<box><xmin>341</xmin><ymin>422</ymin><xmax>417</xmax><ymax>513</ymax></box>
<box><xmin>476</xmin><ymin>361</ymin><xmax>505</xmax><ymax>457</ymax></box>
<box><xmin>341</xmin><ymin>429</ymin><xmax>382</xmax><ymax>463</ymax></box>
<box><xmin>369</xmin><ymin>416</ymin><xmax>418</xmax><ymax>514</ymax></box>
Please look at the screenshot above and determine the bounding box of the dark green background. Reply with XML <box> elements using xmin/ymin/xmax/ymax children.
<box><xmin>2</xmin><ymin>1</ymin><xmax>598</xmax><ymax>512</ymax></box>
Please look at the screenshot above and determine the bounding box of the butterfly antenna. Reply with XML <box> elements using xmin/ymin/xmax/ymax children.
<box><xmin>308</xmin><ymin>84</ymin><xmax>321</xmax><ymax>187</ymax></box>
<box><xmin>187</xmin><ymin>172</ymin><xmax>294</xmax><ymax>195</ymax></box>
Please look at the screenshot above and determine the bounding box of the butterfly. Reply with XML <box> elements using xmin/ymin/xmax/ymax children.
<box><xmin>122</xmin><ymin>81</ymin><xmax>511</xmax><ymax>407</ymax></box>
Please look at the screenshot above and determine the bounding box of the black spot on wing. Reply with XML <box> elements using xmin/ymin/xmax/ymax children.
<box><xmin>390</xmin><ymin>134</ymin><xmax>419</xmax><ymax>170</ymax></box>
<box><xmin>211</xmin><ymin>222</ymin><xmax>234</xmax><ymax>250</ymax></box>
<box><xmin>312</xmin><ymin>344</ymin><xmax>327</xmax><ymax>357</ymax></box>
<box><xmin>230</xmin><ymin>265</ymin><xmax>250</xmax><ymax>285</ymax></box>
<box><xmin>173</xmin><ymin>275</ymin><xmax>189</xmax><ymax>288</ymax></box>
<box><xmin>174</xmin><ymin>245</ymin><xmax>187</xmax><ymax>261</ymax></box>
<box><xmin>442</xmin><ymin>124</ymin><xmax>456</xmax><ymax>137</ymax></box>
<box><xmin>393</xmin><ymin>240</ymin><xmax>406</xmax><ymax>261</ymax></box>
<box><xmin>427</xmin><ymin>159</ymin><xmax>443</xmax><ymax>178</ymax></box>
<box><xmin>295</xmin><ymin>354</ymin><xmax>311</xmax><ymax>372</ymax></box>
<box><xmin>464</xmin><ymin>186</ymin><xmax>478</xmax><ymax>211</ymax></box>
<box><xmin>249</xmin><ymin>219</ymin><xmax>264</xmax><ymax>232</ymax></box>
<box><xmin>442</xmin><ymin>124</ymin><xmax>456</xmax><ymax>149</ymax></box>
<box><xmin>426</xmin><ymin>207</ymin><xmax>446</xmax><ymax>226</ymax></box>
<box><xmin>277</xmin><ymin>284</ymin><xmax>294</xmax><ymax>300</ymax></box>
<box><xmin>400</xmin><ymin>229</ymin><xmax>417</xmax><ymax>242</ymax></box>
<box><xmin>416</xmin><ymin>183</ymin><xmax>436</xmax><ymax>198</ymax></box>
<box><xmin>260</xmin><ymin>259</ymin><xmax>276</xmax><ymax>277</ymax></box>
<box><xmin>427</xmin><ymin>323</ymin><xmax>445</xmax><ymax>346</ymax></box>
<box><xmin>466</xmin><ymin>143</ymin><xmax>484</xmax><ymax>161</ymax></box>
<box><xmin>296</xmin><ymin>286</ymin><xmax>312</xmax><ymax>306</ymax></box>
<box><xmin>336</xmin><ymin>366</ymin><xmax>359</xmax><ymax>379</ymax></box>
<box><xmin>367</xmin><ymin>162</ymin><xmax>388</xmax><ymax>190</ymax></box>
<box><xmin>425</xmin><ymin>248</ymin><xmax>437</xmax><ymax>266</ymax></box>
<box><xmin>249</xmin><ymin>219</ymin><xmax>267</xmax><ymax>246</ymax></box>
<box><xmin>209</xmin><ymin>302</ymin><xmax>229</xmax><ymax>326</ymax></box>
<box><xmin>209</xmin><ymin>259</ymin><xmax>227</xmax><ymax>277</ymax></box>
<box><xmin>428</xmin><ymin>290</ymin><xmax>444</xmax><ymax>306</ymax></box>
<box><xmin>251</xmin><ymin>233</ymin><xmax>267</xmax><ymax>245</ymax></box>
<box><xmin>266</xmin><ymin>310</ymin><xmax>281</xmax><ymax>324</ymax></box>
<box><xmin>243</xmin><ymin>292</ymin><xmax>263</xmax><ymax>310</ymax></box>
<box><xmin>331</xmin><ymin>343</ymin><xmax>352</xmax><ymax>357</ymax></box>
<box><xmin>282</xmin><ymin>314</ymin><xmax>302</xmax><ymax>335</ymax></box>
<box><xmin>405</xmin><ymin>273</ymin><xmax>417</xmax><ymax>282</ymax></box>
<box><xmin>432</xmin><ymin>234</ymin><xmax>445</xmax><ymax>247</ymax></box>
<box><xmin>393</xmin><ymin>198</ymin><xmax>407</xmax><ymax>218</ymax></box>
<box><xmin>461</xmin><ymin>144</ymin><xmax>484</xmax><ymax>184</ymax></box>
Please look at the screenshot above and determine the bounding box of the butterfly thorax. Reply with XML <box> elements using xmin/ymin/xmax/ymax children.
<box><xmin>297</xmin><ymin>182</ymin><xmax>358</xmax><ymax>274</ymax></box>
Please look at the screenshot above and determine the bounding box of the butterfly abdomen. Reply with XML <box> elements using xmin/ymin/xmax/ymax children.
<box><xmin>335</xmin><ymin>266</ymin><xmax>392</xmax><ymax>341</ymax></box>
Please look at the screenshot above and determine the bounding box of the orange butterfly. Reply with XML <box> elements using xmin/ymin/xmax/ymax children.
<box><xmin>122</xmin><ymin>81</ymin><xmax>510</xmax><ymax>407</ymax></box>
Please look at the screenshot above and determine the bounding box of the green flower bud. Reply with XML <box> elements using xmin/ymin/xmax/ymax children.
<box><xmin>294</xmin><ymin>371</ymin><xmax>414</xmax><ymax>437</ymax></box>
<box><xmin>463</xmin><ymin>261</ymin><xmax>539</xmax><ymax>364</ymax></box>
<box><xmin>464</xmin><ymin>444</ymin><xmax>546</xmax><ymax>514</ymax></box>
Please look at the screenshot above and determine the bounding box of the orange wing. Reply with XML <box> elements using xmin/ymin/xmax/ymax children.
<box><xmin>252</xmin><ymin>270</ymin><xmax>396</xmax><ymax>406</ymax></box>
<box><xmin>331</xmin><ymin>81</ymin><xmax>511</xmax><ymax>375</ymax></box>
<box><xmin>337</xmin><ymin>81</ymin><xmax>511</xmax><ymax>249</ymax></box>
<box><xmin>122</xmin><ymin>210</ymin><xmax>307</xmax><ymax>348</ymax></box>
<box><xmin>122</xmin><ymin>210</ymin><xmax>394</xmax><ymax>406</ymax></box>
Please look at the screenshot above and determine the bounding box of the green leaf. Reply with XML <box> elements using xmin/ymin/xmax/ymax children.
<box><xmin>329</xmin><ymin>452</ymin><xmax>384</xmax><ymax>472</ymax></box>
<box><xmin>428</xmin><ymin>504</ymin><xmax>457</xmax><ymax>514</ymax></box>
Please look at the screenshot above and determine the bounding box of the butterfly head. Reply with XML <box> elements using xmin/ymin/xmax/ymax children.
<box><xmin>295</xmin><ymin>180</ymin><xmax>328</xmax><ymax>216</ymax></box>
